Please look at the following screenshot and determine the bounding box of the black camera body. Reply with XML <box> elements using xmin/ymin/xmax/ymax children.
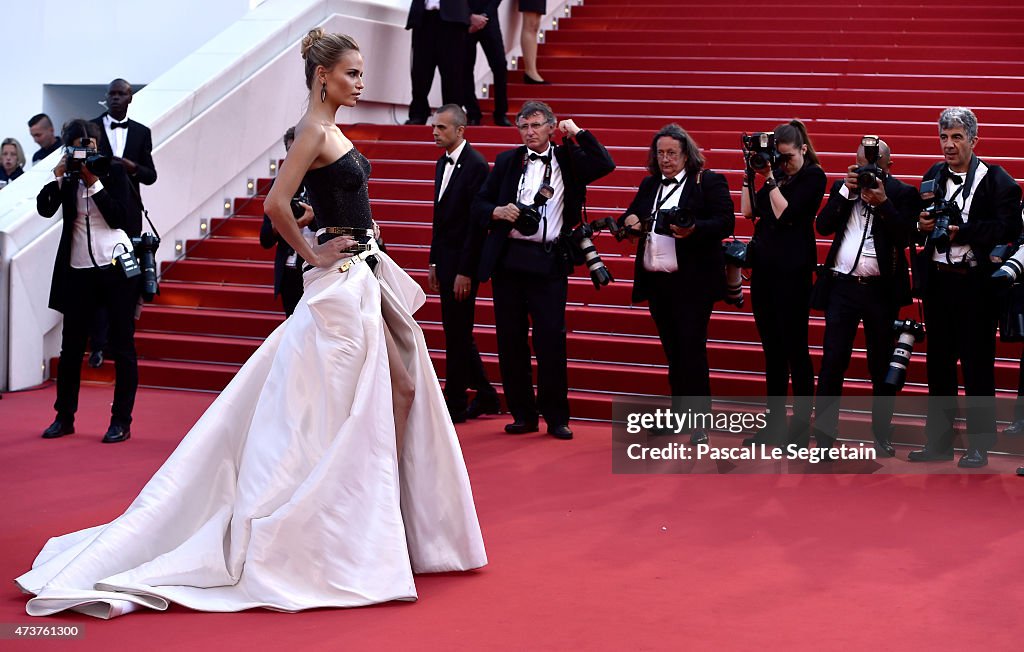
<box><xmin>131</xmin><ymin>232</ymin><xmax>161</xmax><ymax>301</ymax></box>
<box><xmin>65</xmin><ymin>143</ymin><xmax>111</xmax><ymax>177</ymax></box>
<box><xmin>884</xmin><ymin>319</ymin><xmax>926</xmax><ymax>390</ymax></box>
<box><xmin>926</xmin><ymin>199</ymin><xmax>963</xmax><ymax>254</ymax></box>
<box><xmin>741</xmin><ymin>132</ymin><xmax>778</xmax><ymax>172</ymax></box>
<box><xmin>854</xmin><ymin>135</ymin><xmax>887</xmax><ymax>190</ymax></box>
<box><xmin>653</xmin><ymin>206</ymin><xmax>696</xmax><ymax>236</ymax></box>
<box><xmin>513</xmin><ymin>184</ymin><xmax>555</xmax><ymax>236</ymax></box>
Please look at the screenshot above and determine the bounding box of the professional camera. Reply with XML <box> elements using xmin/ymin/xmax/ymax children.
<box><xmin>289</xmin><ymin>190</ymin><xmax>310</xmax><ymax>219</ymax></box>
<box><xmin>925</xmin><ymin>199</ymin><xmax>963</xmax><ymax>255</ymax></box>
<box><xmin>652</xmin><ymin>206</ymin><xmax>697</xmax><ymax>237</ymax></box>
<box><xmin>569</xmin><ymin>219</ymin><xmax>616</xmax><ymax>289</ymax></box>
<box><xmin>854</xmin><ymin>135</ymin><xmax>887</xmax><ymax>190</ymax></box>
<box><xmin>513</xmin><ymin>184</ymin><xmax>555</xmax><ymax>236</ymax></box>
<box><xmin>722</xmin><ymin>239</ymin><xmax>748</xmax><ymax>307</ymax></box>
<box><xmin>992</xmin><ymin>240</ymin><xmax>1024</xmax><ymax>286</ymax></box>
<box><xmin>131</xmin><ymin>232</ymin><xmax>161</xmax><ymax>301</ymax></box>
<box><xmin>65</xmin><ymin>142</ymin><xmax>111</xmax><ymax>177</ymax></box>
<box><xmin>883</xmin><ymin>319</ymin><xmax>925</xmax><ymax>390</ymax></box>
<box><xmin>741</xmin><ymin>132</ymin><xmax>778</xmax><ymax>172</ymax></box>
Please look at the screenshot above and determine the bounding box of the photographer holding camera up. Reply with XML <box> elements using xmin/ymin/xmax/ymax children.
<box><xmin>36</xmin><ymin>119</ymin><xmax>144</xmax><ymax>444</ymax></box>
<box><xmin>813</xmin><ymin>137</ymin><xmax>920</xmax><ymax>456</ymax></box>
<box><xmin>739</xmin><ymin>119</ymin><xmax>827</xmax><ymax>447</ymax></box>
<box><xmin>618</xmin><ymin>124</ymin><xmax>734</xmax><ymax>444</ymax></box>
<box><xmin>472</xmin><ymin>101</ymin><xmax>615</xmax><ymax>440</ymax></box>
<box><xmin>908</xmin><ymin>107</ymin><xmax>1022</xmax><ymax>468</ymax></box>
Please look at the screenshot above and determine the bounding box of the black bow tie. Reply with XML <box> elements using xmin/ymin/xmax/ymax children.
<box><xmin>444</xmin><ymin>156</ymin><xmax>455</xmax><ymax>166</ymax></box>
<box><xmin>110</xmin><ymin>121</ymin><xmax>128</xmax><ymax>129</ymax></box>
<box><xmin>528</xmin><ymin>152</ymin><xmax>551</xmax><ymax>163</ymax></box>
<box><xmin>662</xmin><ymin>177</ymin><xmax>679</xmax><ymax>186</ymax></box>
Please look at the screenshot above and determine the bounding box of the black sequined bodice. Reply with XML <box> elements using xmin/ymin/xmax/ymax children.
<box><xmin>302</xmin><ymin>148</ymin><xmax>373</xmax><ymax>230</ymax></box>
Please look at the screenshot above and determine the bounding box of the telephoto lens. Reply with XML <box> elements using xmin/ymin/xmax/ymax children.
<box><xmin>884</xmin><ymin>319</ymin><xmax>925</xmax><ymax>390</ymax></box>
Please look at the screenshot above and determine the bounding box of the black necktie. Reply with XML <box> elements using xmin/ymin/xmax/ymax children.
<box><xmin>661</xmin><ymin>177</ymin><xmax>678</xmax><ymax>186</ymax></box>
<box><xmin>444</xmin><ymin>156</ymin><xmax>454</xmax><ymax>166</ymax></box>
<box><xmin>529</xmin><ymin>152</ymin><xmax>550</xmax><ymax>164</ymax></box>
<box><xmin>110</xmin><ymin>121</ymin><xmax>128</xmax><ymax>129</ymax></box>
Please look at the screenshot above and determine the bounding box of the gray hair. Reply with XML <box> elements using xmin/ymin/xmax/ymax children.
<box><xmin>938</xmin><ymin>107</ymin><xmax>978</xmax><ymax>140</ymax></box>
<box><xmin>436</xmin><ymin>103</ymin><xmax>467</xmax><ymax>128</ymax></box>
<box><xmin>515</xmin><ymin>101</ymin><xmax>556</xmax><ymax>127</ymax></box>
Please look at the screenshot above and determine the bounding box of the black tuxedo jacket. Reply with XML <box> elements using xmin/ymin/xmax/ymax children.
<box><xmin>619</xmin><ymin>170</ymin><xmax>734</xmax><ymax>303</ymax></box>
<box><xmin>472</xmin><ymin>130</ymin><xmax>616</xmax><ymax>282</ymax></box>
<box><xmin>431</xmin><ymin>142</ymin><xmax>489</xmax><ymax>283</ymax></box>
<box><xmin>37</xmin><ymin>163</ymin><xmax>140</xmax><ymax>314</ymax></box>
<box><xmin>817</xmin><ymin>175</ymin><xmax>920</xmax><ymax>306</ymax></box>
<box><xmin>912</xmin><ymin>158</ymin><xmax>1022</xmax><ymax>292</ymax></box>
<box><xmin>406</xmin><ymin>0</ymin><xmax>470</xmax><ymax>29</ymax></box>
<box><xmin>91</xmin><ymin>113</ymin><xmax>157</xmax><ymax>198</ymax></box>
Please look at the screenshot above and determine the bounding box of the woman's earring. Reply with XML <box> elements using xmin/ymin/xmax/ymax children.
<box><xmin>320</xmin><ymin>82</ymin><xmax>327</xmax><ymax>103</ymax></box>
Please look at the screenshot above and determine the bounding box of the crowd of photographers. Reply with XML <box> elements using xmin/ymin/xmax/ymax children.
<box><xmin>426</xmin><ymin>102</ymin><xmax>1024</xmax><ymax>471</ymax></box>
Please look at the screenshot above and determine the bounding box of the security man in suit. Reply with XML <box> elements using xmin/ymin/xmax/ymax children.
<box><xmin>472</xmin><ymin>100</ymin><xmax>615</xmax><ymax>440</ymax></box>
<box><xmin>428</xmin><ymin>104</ymin><xmax>500</xmax><ymax>422</ymax></box>
<box><xmin>618</xmin><ymin>124</ymin><xmax>734</xmax><ymax>445</ymax></box>
<box><xmin>37</xmin><ymin>119</ymin><xmax>142</xmax><ymax>444</ymax></box>
<box><xmin>463</xmin><ymin>0</ymin><xmax>511</xmax><ymax>127</ymax></box>
<box><xmin>909</xmin><ymin>107</ymin><xmax>1023</xmax><ymax>468</ymax></box>
<box><xmin>813</xmin><ymin>138</ymin><xmax>920</xmax><ymax>456</ymax></box>
<box><xmin>405</xmin><ymin>0</ymin><xmax>470</xmax><ymax>125</ymax></box>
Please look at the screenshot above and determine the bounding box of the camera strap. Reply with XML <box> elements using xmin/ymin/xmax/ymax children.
<box><xmin>650</xmin><ymin>175</ymin><xmax>685</xmax><ymax>219</ymax></box>
<box><xmin>126</xmin><ymin>178</ymin><xmax>162</xmax><ymax>240</ymax></box>
<box><xmin>519</xmin><ymin>146</ymin><xmax>554</xmax><ymax>247</ymax></box>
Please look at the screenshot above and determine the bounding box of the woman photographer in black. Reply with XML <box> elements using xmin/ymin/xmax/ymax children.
<box><xmin>740</xmin><ymin>119</ymin><xmax>827</xmax><ymax>446</ymax></box>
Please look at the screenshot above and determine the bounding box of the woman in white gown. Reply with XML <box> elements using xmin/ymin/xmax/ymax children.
<box><xmin>15</xmin><ymin>28</ymin><xmax>487</xmax><ymax>619</ymax></box>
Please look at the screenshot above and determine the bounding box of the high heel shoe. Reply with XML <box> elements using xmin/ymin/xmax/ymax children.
<box><xmin>523</xmin><ymin>73</ymin><xmax>550</xmax><ymax>85</ymax></box>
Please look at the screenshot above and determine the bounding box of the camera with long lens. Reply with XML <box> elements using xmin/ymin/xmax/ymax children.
<box><xmin>569</xmin><ymin>218</ymin><xmax>618</xmax><ymax>289</ymax></box>
<box><xmin>926</xmin><ymin>199</ymin><xmax>963</xmax><ymax>255</ymax></box>
<box><xmin>513</xmin><ymin>184</ymin><xmax>554</xmax><ymax>236</ymax></box>
<box><xmin>883</xmin><ymin>319</ymin><xmax>925</xmax><ymax>390</ymax></box>
<box><xmin>65</xmin><ymin>141</ymin><xmax>111</xmax><ymax>177</ymax></box>
<box><xmin>854</xmin><ymin>135</ymin><xmax>887</xmax><ymax>190</ymax></box>
<box><xmin>131</xmin><ymin>232</ymin><xmax>161</xmax><ymax>301</ymax></box>
<box><xmin>741</xmin><ymin>132</ymin><xmax>778</xmax><ymax>172</ymax></box>
<box><xmin>653</xmin><ymin>206</ymin><xmax>697</xmax><ymax>237</ymax></box>
<box><xmin>991</xmin><ymin>239</ymin><xmax>1024</xmax><ymax>286</ymax></box>
<box><xmin>722</xmin><ymin>239</ymin><xmax>748</xmax><ymax>307</ymax></box>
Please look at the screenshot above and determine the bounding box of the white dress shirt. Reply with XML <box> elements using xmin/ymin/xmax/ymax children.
<box><xmin>833</xmin><ymin>184</ymin><xmax>880</xmax><ymax>276</ymax></box>
<box><xmin>103</xmin><ymin>113</ymin><xmax>129</xmax><ymax>159</ymax></box>
<box><xmin>931</xmin><ymin>162</ymin><xmax>988</xmax><ymax>265</ymax></box>
<box><xmin>58</xmin><ymin>176</ymin><xmax>133</xmax><ymax>269</ymax></box>
<box><xmin>510</xmin><ymin>143</ymin><xmax>565</xmax><ymax>244</ymax></box>
<box><xmin>643</xmin><ymin>171</ymin><xmax>687</xmax><ymax>273</ymax></box>
<box><xmin>438</xmin><ymin>139</ymin><xmax>467</xmax><ymax>201</ymax></box>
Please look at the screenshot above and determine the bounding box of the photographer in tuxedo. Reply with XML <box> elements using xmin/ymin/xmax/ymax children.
<box><xmin>908</xmin><ymin>107</ymin><xmax>1022</xmax><ymax>468</ymax></box>
<box><xmin>37</xmin><ymin>119</ymin><xmax>143</xmax><ymax>444</ymax></box>
<box><xmin>618</xmin><ymin>124</ymin><xmax>734</xmax><ymax>445</ymax></box>
<box><xmin>428</xmin><ymin>104</ymin><xmax>500</xmax><ymax>421</ymax></box>
<box><xmin>813</xmin><ymin>137</ymin><xmax>919</xmax><ymax>456</ymax></box>
<box><xmin>472</xmin><ymin>101</ymin><xmax>615</xmax><ymax>439</ymax></box>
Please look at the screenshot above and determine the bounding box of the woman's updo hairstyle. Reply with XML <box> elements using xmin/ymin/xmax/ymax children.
<box><xmin>773</xmin><ymin>118</ymin><xmax>820</xmax><ymax>167</ymax></box>
<box><xmin>301</xmin><ymin>28</ymin><xmax>360</xmax><ymax>90</ymax></box>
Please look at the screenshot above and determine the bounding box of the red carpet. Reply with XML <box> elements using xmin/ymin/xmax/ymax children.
<box><xmin>1</xmin><ymin>385</ymin><xmax>1023</xmax><ymax>650</ymax></box>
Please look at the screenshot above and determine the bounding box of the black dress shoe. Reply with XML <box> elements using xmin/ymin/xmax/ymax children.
<box><xmin>504</xmin><ymin>420</ymin><xmax>539</xmax><ymax>435</ymax></box>
<box><xmin>102</xmin><ymin>424</ymin><xmax>131</xmax><ymax>444</ymax></box>
<box><xmin>450</xmin><ymin>409</ymin><xmax>468</xmax><ymax>424</ymax></box>
<box><xmin>42</xmin><ymin>419</ymin><xmax>74</xmax><ymax>439</ymax></box>
<box><xmin>88</xmin><ymin>350</ymin><xmax>104</xmax><ymax>368</ymax></box>
<box><xmin>523</xmin><ymin>73</ymin><xmax>550</xmax><ymax>85</ymax></box>
<box><xmin>1017</xmin><ymin>467</ymin><xmax>1024</xmax><ymax>476</ymax></box>
<box><xmin>403</xmin><ymin>118</ymin><xmax>427</xmax><ymax>125</ymax></box>
<box><xmin>690</xmin><ymin>430</ymin><xmax>708</xmax><ymax>445</ymax></box>
<box><xmin>493</xmin><ymin>115</ymin><xmax>513</xmax><ymax>127</ymax></box>
<box><xmin>1003</xmin><ymin>419</ymin><xmax>1024</xmax><ymax>436</ymax></box>
<box><xmin>548</xmin><ymin>424</ymin><xmax>573</xmax><ymax>440</ymax></box>
<box><xmin>907</xmin><ymin>447</ymin><xmax>954</xmax><ymax>462</ymax></box>
<box><xmin>874</xmin><ymin>438</ymin><xmax>896</xmax><ymax>457</ymax></box>
<box><xmin>466</xmin><ymin>117</ymin><xmax>481</xmax><ymax>126</ymax></box>
<box><xmin>466</xmin><ymin>396</ymin><xmax>501</xmax><ymax>419</ymax></box>
<box><xmin>957</xmin><ymin>448</ymin><xmax>988</xmax><ymax>468</ymax></box>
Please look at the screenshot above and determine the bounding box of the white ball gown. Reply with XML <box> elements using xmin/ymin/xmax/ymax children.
<box><xmin>15</xmin><ymin>149</ymin><xmax>488</xmax><ymax>618</ymax></box>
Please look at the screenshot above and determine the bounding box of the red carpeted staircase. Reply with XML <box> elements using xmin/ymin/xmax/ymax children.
<box><xmin>70</xmin><ymin>0</ymin><xmax>1024</xmax><ymax>437</ymax></box>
